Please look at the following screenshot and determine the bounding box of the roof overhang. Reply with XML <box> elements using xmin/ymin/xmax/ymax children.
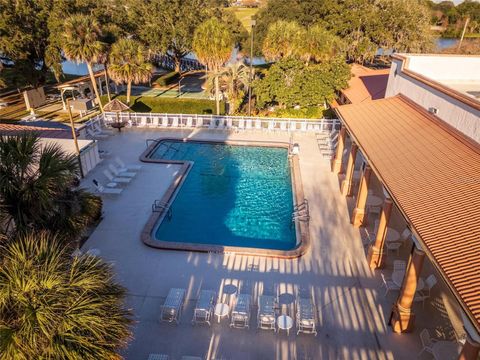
<box><xmin>335</xmin><ymin>95</ymin><xmax>480</xmax><ymax>333</ymax></box>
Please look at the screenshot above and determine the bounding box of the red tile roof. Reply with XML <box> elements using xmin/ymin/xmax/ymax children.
<box><xmin>341</xmin><ymin>64</ymin><xmax>390</xmax><ymax>104</ymax></box>
<box><xmin>0</xmin><ymin>123</ymin><xmax>73</xmax><ymax>139</ymax></box>
<box><xmin>336</xmin><ymin>95</ymin><xmax>480</xmax><ymax>332</ymax></box>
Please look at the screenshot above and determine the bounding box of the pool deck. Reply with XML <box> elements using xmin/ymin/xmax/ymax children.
<box><xmin>81</xmin><ymin>127</ymin><xmax>435</xmax><ymax>360</ymax></box>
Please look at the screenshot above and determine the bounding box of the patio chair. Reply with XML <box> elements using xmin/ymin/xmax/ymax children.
<box><xmin>108</xmin><ymin>164</ymin><xmax>136</xmax><ymax>178</ymax></box>
<box><xmin>192</xmin><ymin>290</ymin><xmax>216</xmax><ymax>326</ymax></box>
<box><xmin>103</xmin><ymin>169</ymin><xmax>131</xmax><ymax>184</ymax></box>
<box><xmin>418</xmin><ymin>329</ymin><xmax>437</xmax><ymax>356</ymax></box>
<box><xmin>386</xmin><ymin>241</ymin><xmax>402</xmax><ymax>256</ymax></box>
<box><xmin>160</xmin><ymin>288</ymin><xmax>186</xmax><ymax>324</ymax></box>
<box><xmin>257</xmin><ymin>295</ymin><xmax>276</xmax><ymax>331</ymax></box>
<box><xmin>255</xmin><ymin>119</ymin><xmax>262</xmax><ymax>130</ymax></box>
<box><xmin>296</xmin><ymin>295</ymin><xmax>317</xmax><ymax>336</ymax></box>
<box><xmin>380</xmin><ymin>273</ymin><xmax>400</xmax><ymax>296</ymax></box>
<box><xmin>92</xmin><ymin>179</ymin><xmax>122</xmax><ymax>194</ymax></box>
<box><xmin>400</xmin><ymin>228</ymin><xmax>412</xmax><ymax>242</ymax></box>
<box><xmin>230</xmin><ymin>293</ymin><xmax>251</xmax><ymax>329</ymax></box>
<box><xmin>393</xmin><ymin>260</ymin><xmax>406</xmax><ymax>272</ymax></box>
<box><xmin>114</xmin><ymin>157</ymin><xmax>143</xmax><ymax>171</ymax></box>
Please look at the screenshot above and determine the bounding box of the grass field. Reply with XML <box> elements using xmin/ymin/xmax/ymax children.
<box><xmin>228</xmin><ymin>7</ymin><xmax>259</xmax><ymax>32</ymax></box>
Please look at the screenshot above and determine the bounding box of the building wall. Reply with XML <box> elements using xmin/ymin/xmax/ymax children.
<box><xmin>386</xmin><ymin>59</ymin><xmax>480</xmax><ymax>144</ymax></box>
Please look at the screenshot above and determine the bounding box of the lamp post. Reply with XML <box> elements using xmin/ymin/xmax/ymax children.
<box><xmin>248</xmin><ymin>19</ymin><xmax>256</xmax><ymax>117</ymax></box>
<box><xmin>178</xmin><ymin>76</ymin><xmax>184</xmax><ymax>97</ymax></box>
<box><xmin>66</xmin><ymin>98</ymin><xmax>84</xmax><ymax>178</ymax></box>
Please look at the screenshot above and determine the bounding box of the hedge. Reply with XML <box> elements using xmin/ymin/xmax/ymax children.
<box><xmin>101</xmin><ymin>95</ymin><xmax>225</xmax><ymax>115</ymax></box>
<box><xmin>153</xmin><ymin>71</ymin><xmax>180</xmax><ymax>87</ymax></box>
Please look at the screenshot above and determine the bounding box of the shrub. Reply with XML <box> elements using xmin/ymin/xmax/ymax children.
<box><xmin>153</xmin><ymin>71</ymin><xmax>180</xmax><ymax>87</ymax></box>
<box><xmin>101</xmin><ymin>95</ymin><xmax>225</xmax><ymax>115</ymax></box>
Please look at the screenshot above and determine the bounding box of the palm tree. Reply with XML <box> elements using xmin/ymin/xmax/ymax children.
<box><xmin>204</xmin><ymin>62</ymin><xmax>250</xmax><ymax>114</ymax></box>
<box><xmin>0</xmin><ymin>133</ymin><xmax>102</xmax><ymax>239</ymax></box>
<box><xmin>0</xmin><ymin>231</ymin><xmax>132</xmax><ymax>359</ymax></box>
<box><xmin>301</xmin><ymin>25</ymin><xmax>344</xmax><ymax>65</ymax></box>
<box><xmin>193</xmin><ymin>17</ymin><xmax>234</xmax><ymax>115</ymax></box>
<box><xmin>262</xmin><ymin>20</ymin><xmax>305</xmax><ymax>62</ymax></box>
<box><xmin>108</xmin><ymin>38</ymin><xmax>153</xmax><ymax>105</ymax></box>
<box><xmin>63</xmin><ymin>14</ymin><xmax>105</xmax><ymax>112</ymax></box>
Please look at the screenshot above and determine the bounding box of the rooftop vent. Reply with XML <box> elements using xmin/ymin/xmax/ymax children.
<box><xmin>428</xmin><ymin>107</ymin><xmax>439</xmax><ymax>115</ymax></box>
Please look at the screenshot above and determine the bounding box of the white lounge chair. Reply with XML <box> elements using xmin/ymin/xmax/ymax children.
<box><xmin>192</xmin><ymin>290</ymin><xmax>216</xmax><ymax>326</ymax></box>
<box><xmin>161</xmin><ymin>288</ymin><xmax>186</xmax><ymax>324</ymax></box>
<box><xmin>103</xmin><ymin>169</ymin><xmax>131</xmax><ymax>184</ymax></box>
<box><xmin>296</xmin><ymin>296</ymin><xmax>317</xmax><ymax>336</ymax></box>
<box><xmin>230</xmin><ymin>293</ymin><xmax>251</xmax><ymax>329</ymax></box>
<box><xmin>92</xmin><ymin>179</ymin><xmax>122</xmax><ymax>194</ymax></box>
<box><xmin>257</xmin><ymin>295</ymin><xmax>276</xmax><ymax>331</ymax></box>
<box><xmin>108</xmin><ymin>164</ymin><xmax>136</xmax><ymax>178</ymax></box>
<box><xmin>86</xmin><ymin>127</ymin><xmax>107</xmax><ymax>139</ymax></box>
<box><xmin>114</xmin><ymin>157</ymin><xmax>143</xmax><ymax>171</ymax></box>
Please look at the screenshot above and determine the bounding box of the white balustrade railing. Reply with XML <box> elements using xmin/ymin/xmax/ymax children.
<box><xmin>100</xmin><ymin>112</ymin><xmax>340</xmax><ymax>133</ymax></box>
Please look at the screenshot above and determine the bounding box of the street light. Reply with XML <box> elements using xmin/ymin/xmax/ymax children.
<box><xmin>248</xmin><ymin>19</ymin><xmax>256</xmax><ymax>117</ymax></box>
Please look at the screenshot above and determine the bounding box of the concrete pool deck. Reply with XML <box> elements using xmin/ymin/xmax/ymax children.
<box><xmin>81</xmin><ymin>127</ymin><xmax>443</xmax><ymax>360</ymax></box>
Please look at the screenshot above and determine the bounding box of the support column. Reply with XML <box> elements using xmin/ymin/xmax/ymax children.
<box><xmin>367</xmin><ymin>198</ymin><xmax>393</xmax><ymax>269</ymax></box>
<box><xmin>390</xmin><ymin>245</ymin><xmax>426</xmax><ymax>333</ymax></box>
<box><xmin>341</xmin><ymin>143</ymin><xmax>358</xmax><ymax>196</ymax></box>
<box><xmin>332</xmin><ymin>126</ymin><xmax>347</xmax><ymax>174</ymax></box>
<box><xmin>459</xmin><ymin>335</ymin><xmax>480</xmax><ymax>360</ymax></box>
<box><xmin>352</xmin><ymin>164</ymin><xmax>372</xmax><ymax>227</ymax></box>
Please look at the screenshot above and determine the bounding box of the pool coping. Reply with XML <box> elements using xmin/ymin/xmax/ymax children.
<box><xmin>139</xmin><ymin>137</ymin><xmax>310</xmax><ymax>259</ymax></box>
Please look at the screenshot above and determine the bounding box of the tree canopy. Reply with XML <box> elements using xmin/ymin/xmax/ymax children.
<box><xmin>253</xmin><ymin>57</ymin><xmax>350</xmax><ymax>109</ymax></box>
<box><xmin>253</xmin><ymin>0</ymin><xmax>434</xmax><ymax>62</ymax></box>
<box><xmin>0</xmin><ymin>231</ymin><xmax>132</xmax><ymax>359</ymax></box>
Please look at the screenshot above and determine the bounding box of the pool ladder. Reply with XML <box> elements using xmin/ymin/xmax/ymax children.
<box><xmin>292</xmin><ymin>199</ymin><xmax>309</xmax><ymax>223</ymax></box>
<box><xmin>152</xmin><ymin>200</ymin><xmax>173</xmax><ymax>220</ymax></box>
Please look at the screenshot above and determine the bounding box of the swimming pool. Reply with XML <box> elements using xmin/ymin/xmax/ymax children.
<box><xmin>149</xmin><ymin>140</ymin><xmax>297</xmax><ymax>251</ymax></box>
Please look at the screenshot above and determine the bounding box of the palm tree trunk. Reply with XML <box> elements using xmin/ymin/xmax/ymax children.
<box><xmin>103</xmin><ymin>66</ymin><xmax>111</xmax><ymax>102</ymax></box>
<box><xmin>87</xmin><ymin>62</ymin><xmax>104</xmax><ymax>113</ymax></box>
<box><xmin>215</xmin><ymin>75</ymin><xmax>220</xmax><ymax>115</ymax></box>
<box><xmin>127</xmin><ymin>81</ymin><xmax>132</xmax><ymax>105</ymax></box>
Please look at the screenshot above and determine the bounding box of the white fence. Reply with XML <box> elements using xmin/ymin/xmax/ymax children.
<box><xmin>101</xmin><ymin>112</ymin><xmax>340</xmax><ymax>133</ymax></box>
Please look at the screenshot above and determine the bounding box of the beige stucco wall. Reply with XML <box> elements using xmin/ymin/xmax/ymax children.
<box><xmin>386</xmin><ymin>59</ymin><xmax>480</xmax><ymax>144</ymax></box>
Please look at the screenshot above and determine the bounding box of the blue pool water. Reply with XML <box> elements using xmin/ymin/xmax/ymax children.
<box><xmin>151</xmin><ymin>141</ymin><xmax>296</xmax><ymax>250</ymax></box>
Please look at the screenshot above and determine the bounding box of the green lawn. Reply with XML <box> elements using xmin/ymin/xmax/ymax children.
<box><xmin>228</xmin><ymin>7</ymin><xmax>259</xmax><ymax>32</ymax></box>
